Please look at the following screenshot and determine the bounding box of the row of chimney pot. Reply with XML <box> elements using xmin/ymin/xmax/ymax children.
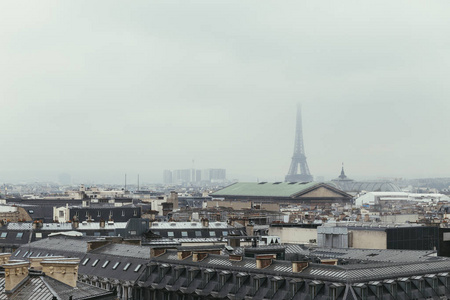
<box><xmin>150</xmin><ymin>248</ymin><xmax>316</xmax><ymax>272</ymax></box>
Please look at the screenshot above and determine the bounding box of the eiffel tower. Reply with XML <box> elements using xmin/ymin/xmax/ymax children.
<box><xmin>285</xmin><ymin>105</ymin><xmax>313</xmax><ymax>182</ymax></box>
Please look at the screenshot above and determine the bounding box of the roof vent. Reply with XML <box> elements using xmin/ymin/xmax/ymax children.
<box><xmin>273</xmin><ymin>182</ymin><xmax>282</xmax><ymax>185</ymax></box>
<box><xmin>288</xmin><ymin>182</ymin><xmax>297</xmax><ymax>185</ymax></box>
<box><xmin>258</xmin><ymin>182</ymin><xmax>267</xmax><ymax>185</ymax></box>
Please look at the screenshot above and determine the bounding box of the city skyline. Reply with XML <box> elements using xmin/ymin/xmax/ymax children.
<box><xmin>0</xmin><ymin>1</ymin><xmax>449</xmax><ymax>184</ymax></box>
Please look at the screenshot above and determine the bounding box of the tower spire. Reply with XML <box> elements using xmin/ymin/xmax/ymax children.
<box><xmin>285</xmin><ymin>104</ymin><xmax>313</xmax><ymax>182</ymax></box>
<box><xmin>339</xmin><ymin>162</ymin><xmax>347</xmax><ymax>180</ymax></box>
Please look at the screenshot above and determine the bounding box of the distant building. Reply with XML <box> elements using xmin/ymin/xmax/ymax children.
<box><xmin>58</xmin><ymin>173</ymin><xmax>72</xmax><ymax>185</ymax></box>
<box><xmin>329</xmin><ymin>165</ymin><xmax>402</xmax><ymax>193</ymax></box>
<box><xmin>163</xmin><ymin>168</ymin><xmax>227</xmax><ymax>184</ymax></box>
<box><xmin>211</xmin><ymin>182</ymin><xmax>352</xmax><ymax>205</ymax></box>
<box><xmin>163</xmin><ymin>170</ymin><xmax>172</xmax><ymax>185</ymax></box>
<box><xmin>317</xmin><ymin>223</ymin><xmax>439</xmax><ymax>251</ymax></box>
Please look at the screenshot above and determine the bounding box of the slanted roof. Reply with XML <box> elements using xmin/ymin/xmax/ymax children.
<box><xmin>211</xmin><ymin>182</ymin><xmax>319</xmax><ymax>198</ymax></box>
<box><xmin>0</xmin><ymin>275</ymin><xmax>113</xmax><ymax>300</ymax></box>
<box><xmin>211</xmin><ymin>182</ymin><xmax>350</xmax><ymax>199</ymax></box>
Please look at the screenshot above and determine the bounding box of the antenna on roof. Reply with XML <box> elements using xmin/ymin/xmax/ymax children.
<box><xmin>124</xmin><ymin>174</ymin><xmax>127</xmax><ymax>191</ymax></box>
<box><xmin>137</xmin><ymin>174</ymin><xmax>140</xmax><ymax>191</ymax></box>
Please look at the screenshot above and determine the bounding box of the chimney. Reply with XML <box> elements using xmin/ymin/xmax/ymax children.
<box><xmin>320</xmin><ymin>259</ymin><xmax>338</xmax><ymax>265</ymax></box>
<box><xmin>87</xmin><ymin>240</ymin><xmax>110</xmax><ymax>252</ymax></box>
<box><xmin>29</xmin><ymin>256</ymin><xmax>65</xmax><ymax>270</ymax></box>
<box><xmin>168</xmin><ymin>191</ymin><xmax>179</xmax><ymax>210</ymax></box>
<box><xmin>150</xmin><ymin>248</ymin><xmax>166</xmax><ymax>258</ymax></box>
<box><xmin>256</xmin><ymin>254</ymin><xmax>275</xmax><ymax>269</ymax></box>
<box><xmin>192</xmin><ymin>252</ymin><xmax>208</xmax><ymax>262</ymax></box>
<box><xmin>177</xmin><ymin>250</ymin><xmax>192</xmax><ymax>260</ymax></box>
<box><xmin>229</xmin><ymin>254</ymin><xmax>242</xmax><ymax>261</ymax></box>
<box><xmin>40</xmin><ymin>259</ymin><xmax>80</xmax><ymax>288</ymax></box>
<box><xmin>99</xmin><ymin>218</ymin><xmax>105</xmax><ymax>228</ymax></box>
<box><xmin>356</xmin><ymin>214</ymin><xmax>361</xmax><ymax>222</ymax></box>
<box><xmin>201</xmin><ymin>218</ymin><xmax>209</xmax><ymax>227</ymax></box>
<box><xmin>122</xmin><ymin>239</ymin><xmax>142</xmax><ymax>246</ymax></box>
<box><xmin>364</xmin><ymin>214</ymin><xmax>370</xmax><ymax>222</ymax></box>
<box><xmin>246</xmin><ymin>223</ymin><xmax>254</xmax><ymax>236</ymax></box>
<box><xmin>3</xmin><ymin>261</ymin><xmax>30</xmax><ymax>293</ymax></box>
<box><xmin>0</xmin><ymin>253</ymin><xmax>11</xmax><ymax>265</ymax></box>
<box><xmin>292</xmin><ymin>261</ymin><xmax>309</xmax><ymax>273</ymax></box>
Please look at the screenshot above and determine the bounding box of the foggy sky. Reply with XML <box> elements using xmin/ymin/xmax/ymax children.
<box><xmin>1</xmin><ymin>1</ymin><xmax>449</xmax><ymax>184</ymax></box>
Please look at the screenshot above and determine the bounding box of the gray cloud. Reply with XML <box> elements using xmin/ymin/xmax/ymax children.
<box><xmin>0</xmin><ymin>1</ymin><xmax>449</xmax><ymax>183</ymax></box>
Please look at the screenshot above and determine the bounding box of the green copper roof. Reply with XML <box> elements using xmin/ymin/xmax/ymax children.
<box><xmin>211</xmin><ymin>181</ymin><xmax>319</xmax><ymax>198</ymax></box>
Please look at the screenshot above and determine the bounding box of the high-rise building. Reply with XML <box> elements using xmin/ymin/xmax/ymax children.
<box><xmin>163</xmin><ymin>170</ymin><xmax>173</xmax><ymax>184</ymax></box>
<box><xmin>164</xmin><ymin>168</ymin><xmax>226</xmax><ymax>184</ymax></box>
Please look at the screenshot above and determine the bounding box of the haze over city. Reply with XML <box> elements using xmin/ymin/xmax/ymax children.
<box><xmin>1</xmin><ymin>1</ymin><xmax>449</xmax><ymax>184</ymax></box>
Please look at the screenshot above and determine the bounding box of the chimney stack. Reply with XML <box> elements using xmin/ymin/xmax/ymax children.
<box><xmin>40</xmin><ymin>259</ymin><xmax>80</xmax><ymax>288</ymax></box>
<box><xmin>0</xmin><ymin>253</ymin><xmax>11</xmax><ymax>265</ymax></box>
<box><xmin>99</xmin><ymin>218</ymin><xmax>105</xmax><ymax>228</ymax></box>
<box><xmin>229</xmin><ymin>254</ymin><xmax>242</xmax><ymax>261</ymax></box>
<box><xmin>192</xmin><ymin>252</ymin><xmax>208</xmax><ymax>262</ymax></box>
<box><xmin>246</xmin><ymin>223</ymin><xmax>254</xmax><ymax>236</ymax></box>
<box><xmin>292</xmin><ymin>261</ymin><xmax>309</xmax><ymax>273</ymax></box>
<box><xmin>150</xmin><ymin>248</ymin><xmax>167</xmax><ymax>258</ymax></box>
<box><xmin>364</xmin><ymin>214</ymin><xmax>370</xmax><ymax>222</ymax></box>
<box><xmin>201</xmin><ymin>218</ymin><xmax>209</xmax><ymax>227</ymax></box>
<box><xmin>3</xmin><ymin>261</ymin><xmax>30</xmax><ymax>293</ymax></box>
<box><xmin>177</xmin><ymin>250</ymin><xmax>192</xmax><ymax>260</ymax></box>
<box><xmin>87</xmin><ymin>240</ymin><xmax>110</xmax><ymax>252</ymax></box>
<box><xmin>256</xmin><ymin>254</ymin><xmax>275</xmax><ymax>269</ymax></box>
<box><xmin>168</xmin><ymin>191</ymin><xmax>179</xmax><ymax>210</ymax></box>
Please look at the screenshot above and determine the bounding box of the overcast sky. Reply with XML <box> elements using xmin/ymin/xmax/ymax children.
<box><xmin>0</xmin><ymin>1</ymin><xmax>449</xmax><ymax>184</ymax></box>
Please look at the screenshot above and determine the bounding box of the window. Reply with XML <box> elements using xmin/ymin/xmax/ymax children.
<box><xmin>133</xmin><ymin>210</ymin><xmax>137</xmax><ymax>216</ymax></box>
<box><xmin>102</xmin><ymin>261</ymin><xmax>110</xmax><ymax>268</ymax></box>
<box><xmin>16</xmin><ymin>232</ymin><xmax>24</xmax><ymax>239</ymax></box>
<box><xmin>59</xmin><ymin>211</ymin><xmax>64</xmax><ymax>218</ymax></box>
<box><xmin>92</xmin><ymin>259</ymin><xmax>99</xmax><ymax>267</ymax></box>
<box><xmin>168</xmin><ymin>232</ymin><xmax>174</xmax><ymax>237</ymax></box>
<box><xmin>123</xmin><ymin>263</ymin><xmax>131</xmax><ymax>271</ymax></box>
<box><xmin>0</xmin><ymin>232</ymin><xmax>7</xmax><ymax>238</ymax></box>
<box><xmin>23</xmin><ymin>251</ymin><xmax>29</xmax><ymax>257</ymax></box>
<box><xmin>134</xmin><ymin>264</ymin><xmax>142</xmax><ymax>272</ymax></box>
<box><xmin>112</xmin><ymin>262</ymin><xmax>121</xmax><ymax>270</ymax></box>
<box><xmin>109</xmin><ymin>211</ymin><xmax>113</xmax><ymax>217</ymax></box>
<box><xmin>97</xmin><ymin>211</ymin><xmax>101</xmax><ymax>217</ymax></box>
<box><xmin>129</xmin><ymin>230</ymin><xmax>137</xmax><ymax>235</ymax></box>
<box><xmin>121</xmin><ymin>210</ymin><xmax>125</xmax><ymax>217</ymax></box>
<box><xmin>195</xmin><ymin>231</ymin><xmax>202</xmax><ymax>237</ymax></box>
<box><xmin>85</xmin><ymin>211</ymin><xmax>89</xmax><ymax>218</ymax></box>
<box><xmin>75</xmin><ymin>212</ymin><xmax>79</xmax><ymax>217</ymax></box>
<box><xmin>113</xmin><ymin>261</ymin><xmax>120</xmax><ymax>270</ymax></box>
<box><xmin>222</xmin><ymin>231</ymin><xmax>228</xmax><ymax>236</ymax></box>
<box><xmin>209</xmin><ymin>231</ymin><xmax>216</xmax><ymax>237</ymax></box>
<box><xmin>15</xmin><ymin>250</ymin><xmax>20</xmax><ymax>257</ymax></box>
<box><xmin>94</xmin><ymin>232</ymin><xmax>101</xmax><ymax>237</ymax></box>
<box><xmin>36</xmin><ymin>253</ymin><xmax>41</xmax><ymax>257</ymax></box>
<box><xmin>35</xmin><ymin>233</ymin><xmax>42</xmax><ymax>239</ymax></box>
<box><xmin>28</xmin><ymin>210</ymin><xmax>34</xmax><ymax>214</ymax></box>
<box><xmin>181</xmin><ymin>231</ymin><xmax>188</xmax><ymax>237</ymax></box>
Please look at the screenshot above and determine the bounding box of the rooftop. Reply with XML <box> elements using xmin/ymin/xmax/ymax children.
<box><xmin>211</xmin><ymin>182</ymin><xmax>320</xmax><ymax>198</ymax></box>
